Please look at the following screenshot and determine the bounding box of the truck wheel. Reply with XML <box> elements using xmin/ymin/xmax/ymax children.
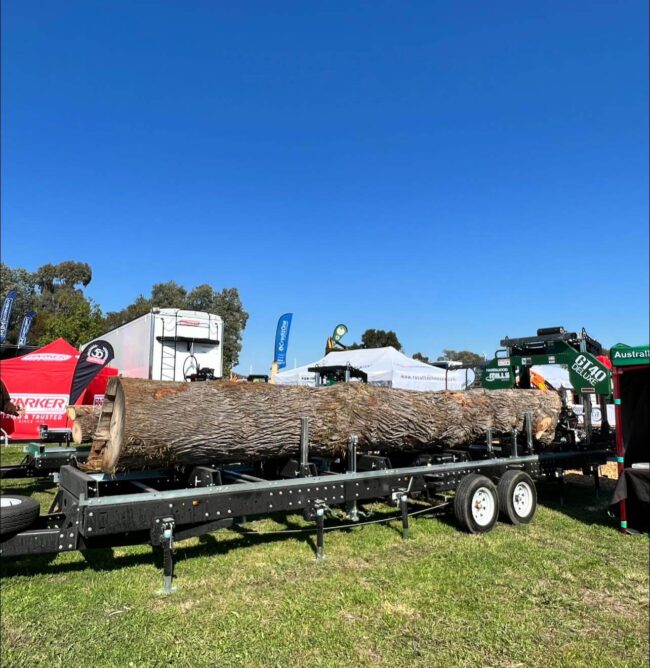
<box><xmin>0</xmin><ymin>495</ymin><xmax>40</xmax><ymax>536</ymax></box>
<box><xmin>498</xmin><ymin>471</ymin><xmax>537</xmax><ymax>525</ymax></box>
<box><xmin>454</xmin><ymin>474</ymin><xmax>499</xmax><ymax>533</ymax></box>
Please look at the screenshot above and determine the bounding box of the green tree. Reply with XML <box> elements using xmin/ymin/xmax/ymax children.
<box><xmin>0</xmin><ymin>264</ymin><xmax>38</xmax><ymax>342</ymax></box>
<box><xmin>151</xmin><ymin>281</ymin><xmax>188</xmax><ymax>309</ymax></box>
<box><xmin>187</xmin><ymin>285</ymin><xmax>249</xmax><ymax>373</ymax></box>
<box><xmin>104</xmin><ymin>295</ymin><xmax>152</xmax><ymax>331</ymax></box>
<box><xmin>412</xmin><ymin>352</ymin><xmax>430</xmax><ymax>363</ymax></box>
<box><xmin>37</xmin><ymin>296</ymin><xmax>105</xmax><ymax>347</ymax></box>
<box><xmin>1</xmin><ymin>261</ymin><xmax>101</xmax><ymax>347</ymax></box>
<box><xmin>437</xmin><ymin>349</ymin><xmax>485</xmax><ymax>366</ymax></box>
<box><xmin>361</xmin><ymin>329</ymin><xmax>402</xmax><ymax>350</ymax></box>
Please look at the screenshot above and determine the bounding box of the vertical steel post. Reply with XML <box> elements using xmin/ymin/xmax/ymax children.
<box><xmin>400</xmin><ymin>494</ymin><xmax>409</xmax><ymax>540</ymax></box>
<box><xmin>486</xmin><ymin>428</ymin><xmax>493</xmax><ymax>456</ymax></box>
<box><xmin>612</xmin><ymin>368</ymin><xmax>627</xmax><ymax>533</ymax></box>
<box><xmin>315</xmin><ymin>508</ymin><xmax>325</xmax><ymax>559</ymax></box>
<box><xmin>300</xmin><ymin>417</ymin><xmax>309</xmax><ymax>475</ymax></box>
<box><xmin>582</xmin><ymin>393</ymin><xmax>592</xmax><ymax>446</ymax></box>
<box><xmin>511</xmin><ymin>429</ymin><xmax>518</xmax><ymax>457</ymax></box>
<box><xmin>347</xmin><ymin>436</ymin><xmax>359</xmax><ymax>521</ymax></box>
<box><xmin>525</xmin><ymin>412</ymin><xmax>533</xmax><ymax>452</ymax></box>
<box><xmin>592</xmin><ymin>466</ymin><xmax>600</xmax><ymax>498</ymax></box>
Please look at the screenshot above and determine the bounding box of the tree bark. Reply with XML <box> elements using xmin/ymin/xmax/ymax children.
<box><xmin>85</xmin><ymin>377</ymin><xmax>563</xmax><ymax>473</ymax></box>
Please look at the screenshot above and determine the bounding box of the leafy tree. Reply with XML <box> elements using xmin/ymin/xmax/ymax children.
<box><xmin>1</xmin><ymin>261</ymin><xmax>100</xmax><ymax>346</ymax></box>
<box><xmin>37</xmin><ymin>295</ymin><xmax>105</xmax><ymax>347</ymax></box>
<box><xmin>0</xmin><ymin>264</ymin><xmax>38</xmax><ymax>342</ymax></box>
<box><xmin>412</xmin><ymin>352</ymin><xmax>430</xmax><ymax>363</ymax></box>
<box><xmin>361</xmin><ymin>329</ymin><xmax>402</xmax><ymax>350</ymax></box>
<box><xmin>151</xmin><ymin>281</ymin><xmax>188</xmax><ymax>309</ymax></box>
<box><xmin>35</xmin><ymin>261</ymin><xmax>92</xmax><ymax>293</ymax></box>
<box><xmin>104</xmin><ymin>295</ymin><xmax>151</xmax><ymax>331</ymax></box>
<box><xmin>346</xmin><ymin>329</ymin><xmax>403</xmax><ymax>351</ymax></box>
<box><xmin>437</xmin><ymin>349</ymin><xmax>485</xmax><ymax>366</ymax></box>
<box><xmin>187</xmin><ymin>284</ymin><xmax>249</xmax><ymax>373</ymax></box>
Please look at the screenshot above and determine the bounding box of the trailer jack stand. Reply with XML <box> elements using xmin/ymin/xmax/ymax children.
<box><xmin>156</xmin><ymin>519</ymin><xmax>177</xmax><ymax>595</ymax></box>
<box><xmin>592</xmin><ymin>467</ymin><xmax>601</xmax><ymax>498</ymax></box>
<box><xmin>400</xmin><ymin>494</ymin><xmax>409</xmax><ymax>540</ymax></box>
<box><xmin>315</xmin><ymin>508</ymin><xmax>325</xmax><ymax>560</ymax></box>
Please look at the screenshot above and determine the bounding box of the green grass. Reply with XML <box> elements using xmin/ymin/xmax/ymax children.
<box><xmin>1</xmin><ymin>445</ymin><xmax>648</xmax><ymax>668</ymax></box>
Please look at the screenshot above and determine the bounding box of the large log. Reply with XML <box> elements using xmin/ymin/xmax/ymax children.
<box><xmin>85</xmin><ymin>377</ymin><xmax>562</xmax><ymax>473</ymax></box>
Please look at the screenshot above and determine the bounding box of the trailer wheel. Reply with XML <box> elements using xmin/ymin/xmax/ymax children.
<box><xmin>454</xmin><ymin>474</ymin><xmax>499</xmax><ymax>533</ymax></box>
<box><xmin>0</xmin><ymin>495</ymin><xmax>40</xmax><ymax>536</ymax></box>
<box><xmin>498</xmin><ymin>471</ymin><xmax>537</xmax><ymax>525</ymax></box>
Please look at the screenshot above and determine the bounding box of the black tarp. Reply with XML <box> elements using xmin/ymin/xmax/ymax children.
<box><xmin>621</xmin><ymin>367</ymin><xmax>649</xmax><ymax>468</ymax></box>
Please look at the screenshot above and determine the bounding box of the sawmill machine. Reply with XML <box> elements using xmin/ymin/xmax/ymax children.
<box><xmin>482</xmin><ymin>327</ymin><xmax>613</xmax><ymax>446</ymax></box>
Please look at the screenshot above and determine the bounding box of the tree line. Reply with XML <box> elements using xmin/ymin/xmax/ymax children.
<box><xmin>0</xmin><ymin>262</ymin><xmax>248</xmax><ymax>373</ymax></box>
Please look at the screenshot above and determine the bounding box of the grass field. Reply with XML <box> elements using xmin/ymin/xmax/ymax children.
<box><xmin>1</xmin><ymin>445</ymin><xmax>648</xmax><ymax>668</ymax></box>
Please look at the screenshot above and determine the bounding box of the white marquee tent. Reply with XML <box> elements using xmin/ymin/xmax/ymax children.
<box><xmin>274</xmin><ymin>347</ymin><xmax>475</xmax><ymax>391</ymax></box>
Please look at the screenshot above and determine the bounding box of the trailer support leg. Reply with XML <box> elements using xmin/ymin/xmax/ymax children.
<box><xmin>524</xmin><ymin>412</ymin><xmax>533</xmax><ymax>453</ymax></box>
<box><xmin>400</xmin><ymin>494</ymin><xmax>409</xmax><ymax>540</ymax></box>
<box><xmin>592</xmin><ymin>466</ymin><xmax>600</xmax><ymax>498</ymax></box>
<box><xmin>347</xmin><ymin>435</ymin><xmax>360</xmax><ymax>522</ymax></box>
<box><xmin>157</xmin><ymin>519</ymin><xmax>177</xmax><ymax>595</ymax></box>
<box><xmin>315</xmin><ymin>508</ymin><xmax>325</xmax><ymax>560</ymax></box>
<box><xmin>558</xmin><ymin>471</ymin><xmax>565</xmax><ymax>507</ymax></box>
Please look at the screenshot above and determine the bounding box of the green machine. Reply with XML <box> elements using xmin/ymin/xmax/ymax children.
<box><xmin>482</xmin><ymin>327</ymin><xmax>613</xmax><ymax>444</ymax></box>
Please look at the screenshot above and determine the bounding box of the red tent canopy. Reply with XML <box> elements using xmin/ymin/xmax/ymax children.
<box><xmin>0</xmin><ymin>338</ymin><xmax>117</xmax><ymax>441</ymax></box>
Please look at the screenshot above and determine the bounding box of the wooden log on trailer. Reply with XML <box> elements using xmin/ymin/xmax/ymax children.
<box><xmin>84</xmin><ymin>377</ymin><xmax>563</xmax><ymax>473</ymax></box>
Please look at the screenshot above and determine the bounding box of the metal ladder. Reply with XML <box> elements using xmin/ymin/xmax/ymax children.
<box><xmin>160</xmin><ymin>314</ymin><xmax>178</xmax><ymax>381</ymax></box>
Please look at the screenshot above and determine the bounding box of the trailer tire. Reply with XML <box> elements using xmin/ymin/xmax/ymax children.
<box><xmin>0</xmin><ymin>495</ymin><xmax>40</xmax><ymax>536</ymax></box>
<box><xmin>498</xmin><ymin>471</ymin><xmax>537</xmax><ymax>525</ymax></box>
<box><xmin>454</xmin><ymin>474</ymin><xmax>499</xmax><ymax>534</ymax></box>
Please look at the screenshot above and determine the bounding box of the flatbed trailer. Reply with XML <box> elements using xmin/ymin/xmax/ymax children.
<box><xmin>0</xmin><ymin>417</ymin><xmax>608</xmax><ymax>592</ymax></box>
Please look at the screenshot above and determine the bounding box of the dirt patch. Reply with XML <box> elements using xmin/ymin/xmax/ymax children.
<box><xmin>582</xmin><ymin>588</ymin><xmax>646</xmax><ymax>620</ymax></box>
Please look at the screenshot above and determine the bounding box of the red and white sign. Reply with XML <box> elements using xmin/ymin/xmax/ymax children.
<box><xmin>12</xmin><ymin>394</ymin><xmax>69</xmax><ymax>416</ymax></box>
<box><xmin>0</xmin><ymin>338</ymin><xmax>117</xmax><ymax>441</ymax></box>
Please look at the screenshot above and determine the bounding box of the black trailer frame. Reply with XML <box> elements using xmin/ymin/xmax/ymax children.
<box><xmin>0</xmin><ymin>444</ymin><xmax>90</xmax><ymax>480</ymax></box>
<box><xmin>0</xmin><ymin>416</ymin><xmax>608</xmax><ymax>593</ymax></box>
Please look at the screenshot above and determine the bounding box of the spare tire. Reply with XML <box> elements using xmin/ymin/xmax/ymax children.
<box><xmin>0</xmin><ymin>495</ymin><xmax>40</xmax><ymax>536</ymax></box>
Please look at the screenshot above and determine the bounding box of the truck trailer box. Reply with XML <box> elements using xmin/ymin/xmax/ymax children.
<box><xmin>83</xmin><ymin>309</ymin><xmax>224</xmax><ymax>381</ymax></box>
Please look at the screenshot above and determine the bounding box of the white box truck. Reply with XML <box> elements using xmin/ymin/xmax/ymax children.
<box><xmin>83</xmin><ymin>308</ymin><xmax>224</xmax><ymax>381</ymax></box>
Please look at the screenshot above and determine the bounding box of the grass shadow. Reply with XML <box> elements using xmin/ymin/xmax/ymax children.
<box><xmin>536</xmin><ymin>474</ymin><xmax>619</xmax><ymax>529</ymax></box>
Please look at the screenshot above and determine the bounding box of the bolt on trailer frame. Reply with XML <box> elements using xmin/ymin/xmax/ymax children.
<box><xmin>0</xmin><ymin>413</ymin><xmax>608</xmax><ymax>593</ymax></box>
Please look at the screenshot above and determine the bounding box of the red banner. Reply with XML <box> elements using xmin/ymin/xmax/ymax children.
<box><xmin>0</xmin><ymin>338</ymin><xmax>117</xmax><ymax>441</ymax></box>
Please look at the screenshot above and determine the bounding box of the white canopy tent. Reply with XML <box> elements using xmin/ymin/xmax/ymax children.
<box><xmin>274</xmin><ymin>347</ymin><xmax>475</xmax><ymax>391</ymax></box>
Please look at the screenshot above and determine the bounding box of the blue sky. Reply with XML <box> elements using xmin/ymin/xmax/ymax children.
<box><xmin>2</xmin><ymin>1</ymin><xmax>648</xmax><ymax>372</ymax></box>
